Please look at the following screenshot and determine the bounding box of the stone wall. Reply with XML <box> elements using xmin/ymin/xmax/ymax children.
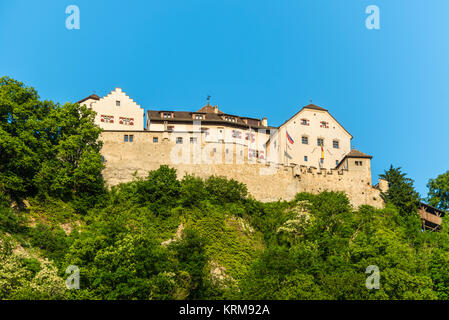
<box><xmin>100</xmin><ymin>131</ymin><xmax>384</xmax><ymax>208</ymax></box>
<box><xmin>292</xmin><ymin>166</ymin><xmax>384</xmax><ymax>208</ymax></box>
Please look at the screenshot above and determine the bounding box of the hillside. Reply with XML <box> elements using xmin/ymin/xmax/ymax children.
<box><xmin>2</xmin><ymin>167</ymin><xmax>449</xmax><ymax>300</ymax></box>
<box><xmin>3</xmin><ymin>76</ymin><xmax>449</xmax><ymax>300</ymax></box>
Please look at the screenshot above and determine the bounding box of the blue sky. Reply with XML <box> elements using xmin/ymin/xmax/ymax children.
<box><xmin>1</xmin><ymin>0</ymin><xmax>448</xmax><ymax>197</ymax></box>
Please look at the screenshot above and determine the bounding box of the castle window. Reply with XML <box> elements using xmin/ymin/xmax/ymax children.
<box><xmin>317</xmin><ymin>138</ymin><xmax>324</xmax><ymax>146</ymax></box>
<box><xmin>116</xmin><ymin>100</ymin><xmax>120</xmax><ymax>106</ymax></box>
<box><xmin>218</xmin><ymin>128</ymin><xmax>224</xmax><ymax>141</ymax></box>
<box><xmin>336</xmin><ymin>160</ymin><xmax>339</xmax><ymax>166</ymax></box>
<box><xmin>301</xmin><ymin>119</ymin><xmax>309</xmax><ymax>126</ymax></box>
<box><xmin>119</xmin><ymin>117</ymin><xmax>134</xmax><ymax>126</ymax></box>
<box><xmin>176</xmin><ymin>137</ymin><xmax>183</xmax><ymax>144</ymax></box>
<box><xmin>320</xmin><ymin>158</ymin><xmax>324</xmax><ymax>164</ymax></box>
<box><xmin>101</xmin><ymin>115</ymin><xmax>114</xmax><ymax>123</ymax></box>
<box><xmin>226</xmin><ymin>149</ymin><xmax>229</xmax><ymax>154</ymax></box>
<box><xmin>153</xmin><ymin>137</ymin><xmax>158</xmax><ymax>143</ymax></box>
<box><xmin>167</xmin><ymin>125</ymin><xmax>174</xmax><ymax>132</ymax></box>
<box><xmin>124</xmin><ymin>135</ymin><xmax>133</xmax><ymax>142</ymax></box>
<box><xmin>195</xmin><ymin>114</ymin><xmax>203</xmax><ymax>120</ymax></box>
<box><xmin>304</xmin><ymin>156</ymin><xmax>308</xmax><ymax>162</ymax></box>
<box><xmin>333</xmin><ymin>140</ymin><xmax>339</xmax><ymax>149</ymax></box>
<box><xmin>163</xmin><ymin>112</ymin><xmax>172</xmax><ymax>119</ymax></box>
<box><xmin>232</xmin><ymin>130</ymin><xmax>241</xmax><ymax>139</ymax></box>
<box><xmin>248</xmin><ymin>148</ymin><xmax>256</xmax><ymax>158</ymax></box>
<box><xmin>190</xmin><ymin>137</ymin><xmax>197</xmax><ymax>144</ymax></box>
<box><xmin>355</xmin><ymin>161</ymin><xmax>363</xmax><ymax>166</ymax></box>
<box><xmin>320</xmin><ymin>121</ymin><xmax>329</xmax><ymax>128</ymax></box>
<box><xmin>302</xmin><ymin>136</ymin><xmax>308</xmax><ymax>144</ymax></box>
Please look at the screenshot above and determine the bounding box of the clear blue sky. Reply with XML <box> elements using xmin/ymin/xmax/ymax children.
<box><xmin>1</xmin><ymin>0</ymin><xmax>448</xmax><ymax>197</ymax></box>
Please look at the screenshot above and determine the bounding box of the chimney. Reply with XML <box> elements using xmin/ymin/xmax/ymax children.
<box><xmin>214</xmin><ymin>105</ymin><xmax>218</xmax><ymax>114</ymax></box>
<box><xmin>262</xmin><ymin>117</ymin><xmax>267</xmax><ymax>127</ymax></box>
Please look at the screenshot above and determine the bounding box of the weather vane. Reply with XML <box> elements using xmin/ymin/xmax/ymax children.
<box><xmin>207</xmin><ymin>95</ymin><xmax>211</xmax><ymax>105</ymax></box>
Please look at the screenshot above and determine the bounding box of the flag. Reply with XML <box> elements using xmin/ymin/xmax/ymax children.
<box><xmin>321</xmin><ymin>144</ymin><xmax>324</xmax><ymax>159</ymax></box>
<box><xmin>286</xmin><ymin>131</ymin><xmax>294</xmax><ymax>144</ymax></box>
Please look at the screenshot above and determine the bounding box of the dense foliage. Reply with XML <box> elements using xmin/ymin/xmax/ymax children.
<box><xmin>427</xmin><ymin>170</ymin><xmax>449</xmax><ymax>211</ymax></box>
<box><xmin>0</xmin><ymin>76</ymin><xmax>105</xmax><ymax>213</ymax></box>
<box><xmin>379</xmin><ymin>165</ymin><xmax>421</xmax><ymax>217</ymax></box>
<box><xmin>2</xmin><ymin>165</ymin><xmax>449</xmax><ymax>300</ymax></box>
<box><xmin>2</xmin><ymin>77</ymin><xmax>449</xmax><ymax>300</ymax></box>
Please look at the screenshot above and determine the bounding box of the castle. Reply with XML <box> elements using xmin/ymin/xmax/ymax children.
<box><xmin>78</xmin><ymin>88</ymin><xmax>388</xmax><ymax>208</ymax></box>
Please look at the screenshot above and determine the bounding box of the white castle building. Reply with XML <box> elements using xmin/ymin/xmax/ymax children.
<box><xmin>78</xmin><ymin>88</ymin><xmax>372</xmax><ymax>170</ymax></box>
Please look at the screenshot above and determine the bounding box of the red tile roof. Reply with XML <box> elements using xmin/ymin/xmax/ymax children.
<box><xmin>196</xmin><ymin>104</ymin><xmax>224</xmax><ymax>114</ymax></box>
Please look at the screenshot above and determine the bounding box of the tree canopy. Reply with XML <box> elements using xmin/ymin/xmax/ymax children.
<box><xmin>0</xmin><ymin>76</ymin><xmax>105</xmax><ymax>213</ymax></box>
<box><xmin>427</xmin><ymin>170</ymin><xmax>449</xmax><ymax>211</ymax></box>
<box><xmin>379</xmin><ymin>165</ymin><xmax>421</xmax><ymax>217</ymax></box>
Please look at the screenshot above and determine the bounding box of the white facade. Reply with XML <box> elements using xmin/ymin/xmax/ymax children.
<box><xmin>79</xmin><ymin>88</ymin><xmax>144</xmax><ymax>131</ymax></box>
<box><xmin>79</xmin><ymin>89</ymin><xmax>354</xmax><ymax>168</ymax></box>
<box><xmin>273</xmin><ymin>105</ymin><xmax>352</xmax><ymax>169</ymax></box>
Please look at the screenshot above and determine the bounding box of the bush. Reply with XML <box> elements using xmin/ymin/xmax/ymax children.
<box><xmin>0</xmin><ymin>206</ymin><xmax>27</xmax><ymax>234</ymax></box>
<box><xmin>28</xmin><ymin>223</ymin><xmax>69</xmax><ymax>263</ymax></box>
<box><xmin>204</xmin><ymin>176</ymin><xmax>247</xmax><ymax>204</ymax></box>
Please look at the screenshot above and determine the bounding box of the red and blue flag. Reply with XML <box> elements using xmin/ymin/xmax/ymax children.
<box><xmin>286</xmin><ymin>131</ymin><xmax>294</xmax><ymax>144</ymax></box>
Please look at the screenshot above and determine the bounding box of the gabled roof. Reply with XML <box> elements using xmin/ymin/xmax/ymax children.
<box><xmin>336</xmin><ymin>149</ymin><xmax>373</xmax><ymax>169</ymax></box>
<box><xmin>343</xmin><ymin>149</ymin><xmax>373</xmax><ymax>159</ymax></box>
<box><xmin>77</xmin><ymin>94</ymin><xmax>100</xmax><ymax>104</ymax></box>
<box><xmin>278</xmin><ymin>103</ymin><xmax>352</xmax><ymax>139</ymax></box>
<box><xmin>279</xmin><ymin>104</ymin><xmax>352</xmax><ymax>139</ymax></box>
<box><xmin>302</xmin><ymin>103</ymin><xmax>328</xmax><ymax>112</ymax></box>
<box><xmin>196</xmin><ymin>104</ymin><xmax>224</xmax><ymax>114</ymax></box>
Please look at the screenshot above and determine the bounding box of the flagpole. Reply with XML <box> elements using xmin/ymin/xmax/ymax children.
<box><xmin>285</xmin><ymin>128</ymin><xmax>288</xmax><ymax>166</ymax></box>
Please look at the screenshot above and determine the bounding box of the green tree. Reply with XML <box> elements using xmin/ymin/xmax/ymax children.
<box><xmin>379</xmin><ymin>165</ymin><xmax>420</xmax><ymax>217</ymax></box>
<box><xmin>204</xmin><ymin>176</ymin><xmax>247</xmax><ymax>204</ymax></box>
<box><xmin>0</xmin><ymin>76</ymin><xmax>105</xmax><ymax>212</ymax></box>
<box><xmin>427</xmin><ymin>170</ymin><xmax>449</xmax><ymax>211</ymax></box>
<box><xmin>0</xmin><ymin>76</ymin><xmax>41</xmax><ymax>197</ymax></box>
